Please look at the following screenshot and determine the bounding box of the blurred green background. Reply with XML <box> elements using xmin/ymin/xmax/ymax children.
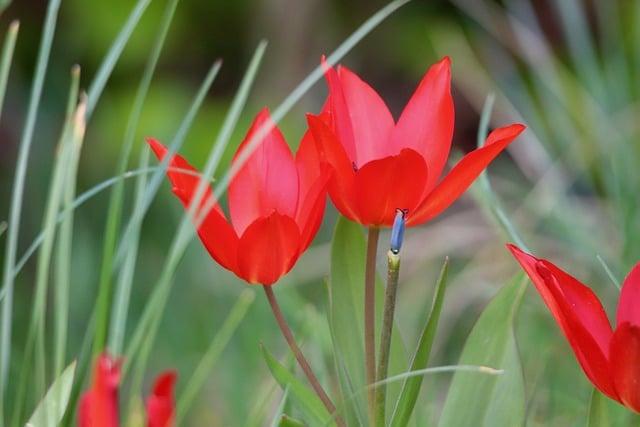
<box><xmin>1</xmin><ymin>0</ymin><xmax>639</xmax><ymax>425</ymax></box>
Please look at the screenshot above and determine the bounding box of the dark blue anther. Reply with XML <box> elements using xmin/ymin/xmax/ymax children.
<box><xmin>390</xmin><ymin>209</ymin><xmax>407</xmax><ymax>254</ymax></box>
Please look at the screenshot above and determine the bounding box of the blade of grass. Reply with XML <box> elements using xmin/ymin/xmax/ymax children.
<box><xmin>12</xmin><ymin>95</ymin><xmax>87</xmax><ymax>427</ymax></box>
<box><xmin>0</xmin><ymin>0</ymin><xmax>61</xmax><ymax>418</ymax></box>
<box><xmin>269</xmin><ymin>388</ymin><xmax>290</xmax><ymax>427</ymax></box>
<box><xmin>53</xmin><ymin>66</ymin><xmax>82</xmax><ymax>378</ymax></box>
<box><xmin>25</xmin><ymin>361</ymin><xmax>76</xmax><ymax>427</ymax></box>
<box><xmin>85</xmin><ymin>0</ymin><xmax>152</xmax><ymax>118</ymax></box>
<box><xmin>389</xmin><ymin>258</ymin><xmax>449</xmax><ymax>427</ymax></box>
<box><xmin>0</xmin><ymin>21</ymin><xmax>19</xmax><ymax>118</ymax></box>
<box><xmin>93</xmin><ymin>0</ymin><xmax>181</xmax><ymax>358</ymax></box>
<box><xmin>474</xmin><ymin>93</ymin><xmax>529</xmax><ymax>251</ymax></box>
<box><xmin>175</xmin><ymin>289</ymin><xmax>255</xmax><ymax>423</ymax></box>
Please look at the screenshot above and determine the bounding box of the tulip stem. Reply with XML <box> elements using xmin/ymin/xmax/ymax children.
<box><xmin>262</xmin><ymin>285</ymin><xmax>345</xmax><ymax>427</ymax></box>
<box><xmin>365</xmin><ymin>227</ymin><xmax>380</xmax><ymax>422</ymax></box>
<box><xmin>375</xmin><ymin>250</ymin><xmax>401</xmax><ymax>426</ymax></box>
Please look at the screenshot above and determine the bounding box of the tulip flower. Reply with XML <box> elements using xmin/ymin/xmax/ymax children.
<box><xmin>79</xmin><ymin>353</ymin><xmax>176</xmax><ymax>427</ymax></box>
<box><xmin>147</xmin><ymin>108</ymin><xmax>328</xmax><ymax>286</ymax></box>
<box><xmin>149</xmin><ymin>109</ymin><xmax>342</xmax><ymax>424</ymax></box>
<box><xmin>508</xmin><ymin>244</ymin><xmax>640</xmax><ymax>412</ymax></box>
<box><xmin>307</xmin><ymin>56</ymin><xmax>525</xmax><ymax>227</ymax></box>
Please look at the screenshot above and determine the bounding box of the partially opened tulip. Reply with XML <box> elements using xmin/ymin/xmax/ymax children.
<box><xmin>307</xmin><ymin>56</ymin><xmax>526</xmax><ymax>227</ymax></box>
<box><xmin>79</xmin><ymin>353</ymin><xmax>176</xmax><ymax>427</ymax></box>
<box><xmin>148</xmin><ymin>109</ymin><xmax>343</xmax><ymax>425</ymax></box>
<box><xmin>147</xmin><ymin>108</ymin><xmax>328</xmax><ymax>286</ymax></box>
<box><xmin>508</xmin><ymin>244</ymin><xmax>640</xmax><ymax>412</ymax></box>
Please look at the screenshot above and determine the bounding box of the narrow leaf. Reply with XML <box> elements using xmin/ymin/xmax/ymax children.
<box><xmin>260</xmin><ymin>344</ymin><xmax>332</xmax><ymax>425</ymax></box>
<box><xmin>279</xmin><ymin>415</ymin><xmax>306</xmax><ymax>427</ymax></box>
<box><xmin>438</xmin><ymin>274</ymin><xmax>527</xmax><ymax>427</ymax></box>
<box><xmin>25</xmin><ymin>361</ymin><xmax>76</xmax><ymax>427</ymax></box>
<box><xmin>390</xmin><ymin>258</ymin><xmax>449</xmax><ymax>426</ymax></box>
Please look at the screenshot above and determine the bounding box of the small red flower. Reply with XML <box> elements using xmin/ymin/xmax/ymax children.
<box><xmin>307</xmin><ymin>57</ymin><xmax>525</xmax><ymax>227</ymax></box>
<box><xmin>508</xmin><ymin>244</ymin><xmax>640</xmax><ymax>412</ymax></box>
<box><xmin>148</xmin><ymin>108</ymin><xmax>329</xmax><ymax>285</ymax></box>
<box><xmin>79</xmin><ymin>354</ymin><xmax>121</xmax><ymax>427</ymax></box>
<box><xmin>146</xmin><ymin>371</ymin><xmax>177</xmax><ymax>427</ymax></box>
<box><xmin>79</xmin><ymin>354</ymin><xmax>176</xmax><ymax>427</ymax></box>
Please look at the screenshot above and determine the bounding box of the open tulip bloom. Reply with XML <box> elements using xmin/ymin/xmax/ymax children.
<box><xmin>307</xmin><ymin>56</ymin><xmax>525</xmax><ymax>227</ymax></box>
<box><xmin>147</xmin><ymin>108</ymin><xmax>328</xmax><ymax>286</ymax></box>
<box><xmin>79</xmin><ymin>354</ymin><xmax>176</xmax><ymax>427</ymax></box>
<box><xmin>508</xmin><ymin>244</ymin><xmax>640</xmax><ymax>413</ymax></box>
<box><xmin>149</xmin><ymin>109</ymin><xmax>343</xmax><ymax>423</ymax></box>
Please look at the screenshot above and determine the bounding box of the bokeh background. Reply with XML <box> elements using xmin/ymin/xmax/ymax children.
<box><xmin>1</xmin><ymin>0</ymin><xmax>639</xmax><ymax>425</ymax></box>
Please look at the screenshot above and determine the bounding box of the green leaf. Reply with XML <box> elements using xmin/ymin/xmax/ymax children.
<box><xmin>438</xmin><ymin>274</ymin><xmax>527</xmax><ymax>427</ymax></box>
<box><xmin>260</xmin><ymin>344</ymin><xmax>332</xmax><ymax>426</ymax></box>
<box><xmin>586</xmin><ymin>388</ymin><xmax>640</xmax><ymax>427</ymax></box>
<box><xmin>328</xmin><ymin>217</ymin><xmax>407</xmax><ymax>425</ymax></box>
<box><xmin>25</xmin><ymin>361</ymin><xmax>76</xmax><ymax>427</ymax></box>
<box><xmin>279</xmin><ymin>415</ymin><xmax>306</xmax><ymax>427</ymax></box>
<box><xmin>390</xmin><ymin>258</ymin><xmax>449</xmax><ymax>427</ymax></box>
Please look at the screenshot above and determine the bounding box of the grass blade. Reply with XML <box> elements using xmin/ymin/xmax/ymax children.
<box><xmin>0</xmin><ymin>20</ymin><xmax>19</xmax><ymax>118</ymax></box>
<box><xmin>85</xmin><ymin>0</ymin><xmax>152</xmax><ymax>118</ymax></box>
<box><xmin>25</xmin><ymin>362</ymin><xmax>76</xmax><ymax>427</ymax></box>
<box><xmin>53</xmin><ymin>66</ymin><xmax>82</xmax><ymax>378</ymax></box>
<box><xmin>0</xmin><ymin>0</ymin><xmax>61</xmax><ymax>417</ymax></box>
<box><xmin>390</xmin><ymin>258</ymin><xmax>449</xmax><ymax>427</ymax></box>
<box><xmin>261</xmin><ymin>344</ymin><xmax>332</xmax><ymax>425</ymax></box>
<box><xmin>93</xmin><ymin>0</ymin><xmax>181</xmax><ymax>358</ymax></box>
<box><xmin>176</xmin><ymin>290</ymin><xmax>255</xmax><ymax>423</ymax></box>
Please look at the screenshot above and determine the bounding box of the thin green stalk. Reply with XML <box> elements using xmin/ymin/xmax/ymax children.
<box><xmin>85</xmin><ymin>0</ymin><xmax>152</xmax><ymax>118</ymax></box>
<box><xmin>94</xmin><ymin>0</ymin><xmax>180</xmax><ymax>359</ymax></box>
<box><xmin>262</xmin><ymin>286</ymin><xmax>344</xmax><ymax>427</ymax></box>
<box><xmin>364</xmin><ymin>227</ymin><xmax>379</xmax><ymax>422</ymax></box>
<box><xmin>0</xmin><ymin>21</ymin><xmax>19</xmax><ymax>118</ymax></box>
<box><xmin>12</xmin><ymin>91</ymin><xmax>86</xmax><ymax>427</ymax></box>
<box><xmin>0</xmin><ymin>1</ymin><xmax>59</xmax><ymax>415</ymax></box>
<box><xmin>375</xmin><ymin>250</ymin><xmax>400</xmax><ymax>426</ymax></box>
<box><xmin>53</xmin><ymin>66</ymin><xmax>82</xmax><ymax>378</ymax></box>
<box><xmin>175</xmin><ymin>289</ymin><xmax>255</xmax><ymax>423</ymax></box>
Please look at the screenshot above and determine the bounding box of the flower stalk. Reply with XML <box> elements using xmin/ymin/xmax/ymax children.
<box><xmin>262</xmin><ymin>286</ymin><xmax>345</xmax><ymax>427</ymax></box>
<box><xmin>364</xmin><ymin>227</ymin><xmax>380</xmax><ymax>421</ymax></box>
<box><xmin>375</xmin><ymin>210</ymin><xmax>405</xmax><ymax>425</ymax></box>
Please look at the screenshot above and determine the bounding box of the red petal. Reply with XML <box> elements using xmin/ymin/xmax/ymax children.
<box><xmin>408</xmin><ymin>124</ymin><xmax>525</xmax><ymax>226</ymax></box>
<box><xmin>146</xmin><ymin>371</ymin><xmax>177</xmax><ymax>427</ymax></box>
<box><xmin>353</xmin><ymin>149</ymin><xmax>428</xmax><ymax>226</ymax></box>
<box><xmin>296</xmin><ymin>129</ymin><xmax>322</xmax><ymax>202</ymax></box>
<box><xmin>147</xmin><ymin>138</ymin><xmax>239</xmax><ymax>272</ymax></box>
<box><xmin>333</xmin><ymin>64</ymin><xmax>395</xmax><ymax>165</ymax></box>
<box><xmin>507</xmin><ymin>245</ymin><xmax>618</xmax><ymax>400</ymax></box>
<box><xmin>617</xmin><ymin>263</ymin><xmax>640</xmax><ymax>327</ymax></box>
<box><xmin>78</xmin><ymin>354</ymin><xmax>121</xmax><ymax>427</ymax></box>
<box><xmin>306</xmin><ymin>113</ymin><xmax>359</xmax><ymax>222</ymax></box>
<box><xmin>228</xmin><ymin>108</ymin><xmax>299</xmax><ymax>235</ymax></box>
<box><xmin>610</xmin><ymin>323</ymin><xmax>640</xmax><ymax>412</ymax></box>
<box><xmin>391</xmin><ymin>57</ymin><xmax>454</xmax><ymax>191</ymax></box>
<box><xmin>322</xmin><ymin>58</ymin><xmax>356</xmax><ymax>162</ymax></box>
<box><xmin>236</xmin><ymin>212</ymin><xmax>301</xmax><ymax>285</ymax></box>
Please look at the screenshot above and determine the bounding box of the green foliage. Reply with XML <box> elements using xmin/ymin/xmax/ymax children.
<box><xmin>438</xmin><ymin>274</ymin><xmax>526</xmax><ymax>427</ymax></box>
<box><xmin>390</xmin><ymin>258</ymin><xmax>449</xmax><ymax>427</ymax></box>
<box><xmin>26</xmin><ymin>362</ymin><xmax>76</xmax><ymax>427</ymax></box>
<box><xmin>261</xmin><ymin>344</ymin><xmax>332</xmax><ymax>426</ymax></box>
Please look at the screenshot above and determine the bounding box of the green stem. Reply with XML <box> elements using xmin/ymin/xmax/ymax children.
<box><xmin>365</xmin><ymin>227</ymin><xmax>380</xmax><ymax>422</ymax></box>
<box><xmin>262</xmin><ymin>286</ymin><xmax>345</xmax><ymax>427</ymax></box>
<box><xmin>375</xmin><ymin>250</ymin><xmax>400</xmax><ymax>426</ymax></box>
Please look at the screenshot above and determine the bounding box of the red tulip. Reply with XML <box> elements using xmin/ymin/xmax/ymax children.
<box><xmin>79</xmin><ymin>354</ymin><xmax>176</xmax><ymax>426</ymax></box>
<box><xmin>79</xmin><ymin>354</ymin><xmax>121</xmax><ymax>427</ymax></box>
<box><xmin>508</xmin><ymin>244</ymin><xmax>640</xmax><ymax>412</ymax></box>
<box><xmin>307</xmin><ymin>57</ymin><xmax>525</xmax><ymax>227</ymax></box>
<box><xmin>148</xmin><ymin>108</ymin><xmax>329</xmax><ymax>285</ymax></box>
<box><xmin>146</xmin><ymin>371</ymin><xmax>177</xmax><ymax>427</ymax></box>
